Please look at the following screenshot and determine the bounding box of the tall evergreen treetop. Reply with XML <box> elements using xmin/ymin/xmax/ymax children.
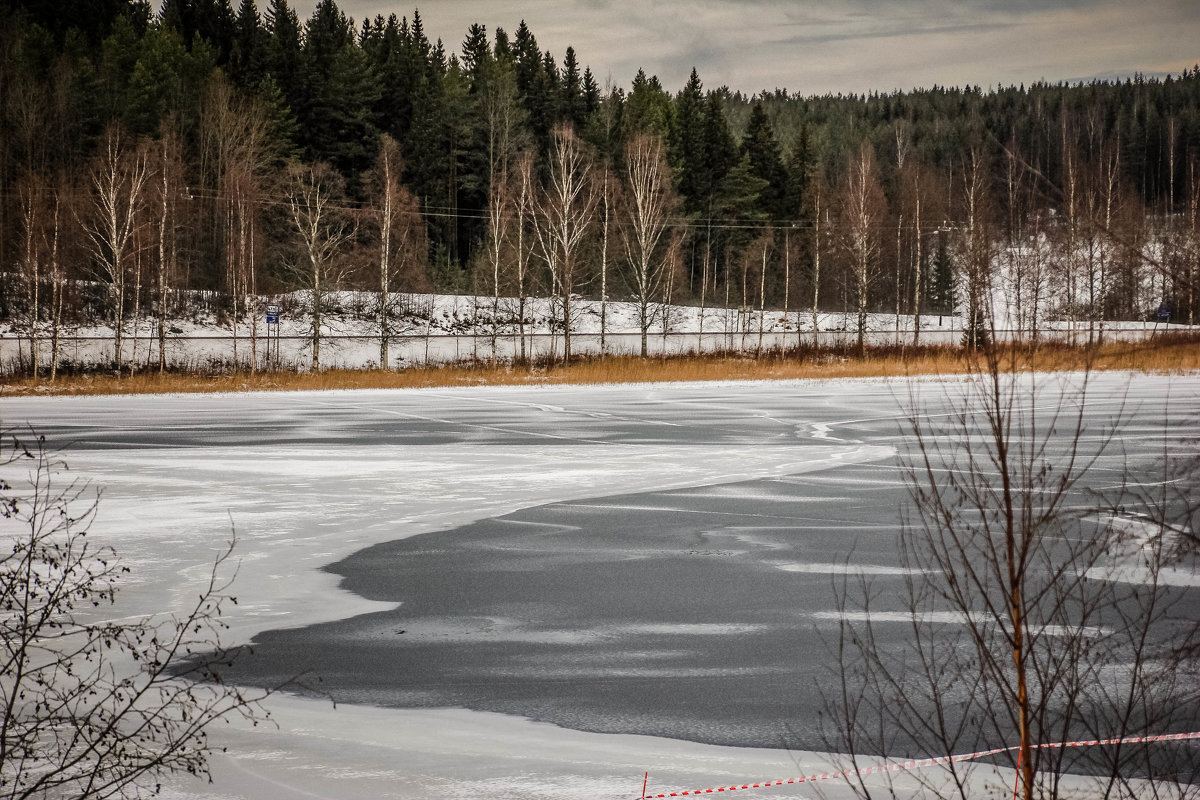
<box><xmin>742</xmin><ymin>101</ymin><xmax>788</xmax><ymax>219</ymax></box>
<box><xmin>229</xmin><ymin>0</ymin><xmax>266</xmax><ymax>88</ymax></box>
<box><xmin>298</xmin><ymin>0</ymin><xmax>380</xmax><ymax>177</ymax></box>
<box><xmin>583</xmin><ymin>67</ymin><xmax>600</xmax><ymax>115</ymax></box>
<box><xmin>264</xmin><ymin>0</ymin><xmax>302</xmax><ymax>108</ymax></box>
<box><xmin>561</xmin><ymin>46</ymin><xmax>585</xmax><ymax>130</ymax></box>
<box><xmin>699</xmin><ymin>90</ymin><xmax>738</xmax><ymax>209</ymax></box>
<box><xmin>493</xmin><ymin>27</ymin><xmax>511</xmax><ymax>61</ymax></box>
<box><xmin>670</xmin><ymin>68</ymin><xmax>707</xmax><ymax>211</ymax></box>
<box><xmin>624</xmin><ymin>69</ymin><xmax>671</xmax><ymax>139</ymax></box>
<box><xmin>513</xmin><ymin>20</ymin><xmax>540</xmax><ymax>96</ymax></box>
<box><xmin>460</xmin><ymin>22</ymin><xmax>489</xmax><ymax>79</ymax></box>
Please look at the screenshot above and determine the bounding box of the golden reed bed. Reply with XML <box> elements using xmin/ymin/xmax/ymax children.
<box><xmin>4</xmin><ymin>334</ymin><xmax>1199</xmax><ymax>397</ymax></box>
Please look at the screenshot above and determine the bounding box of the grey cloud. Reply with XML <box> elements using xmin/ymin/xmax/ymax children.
<box><xmin>768</xmin><ymin>19</ymin><xmax>1014</xmax><ymax>47</ymax></box>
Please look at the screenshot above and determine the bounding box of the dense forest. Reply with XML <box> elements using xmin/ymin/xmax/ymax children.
<box><xmin>2</xmin><ymin>0</ymin><xmax>1199</xmax><ymax>372</ymax></box>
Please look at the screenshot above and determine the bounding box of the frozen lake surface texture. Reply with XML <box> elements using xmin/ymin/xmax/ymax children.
<box><xmin>2</xmin><ymin>374</ymin><xmax>1197</xmax><ymax>799</ymax></box>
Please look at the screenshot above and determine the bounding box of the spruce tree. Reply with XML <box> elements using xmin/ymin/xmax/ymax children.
<box><xmin>264</xmin><ymin>0</ymin><xmax>302</xmax><ymax>112</ymax></box>
<box><xmin>670</xmin><ymin>68</ymin><xmax>706</xmax><ymax>212</ymax></box>
<box><xmin>783</xmin><ymin>123</ymin><xmax>812</xmax><ymax>220</ymax></box>
<box><xmin>583</xmin><ymin>67</ymin><xmax>600</xmax><ymax>116</ymax></box>
<box><xmin>230</xmin><ymin>0</ymin><xmax>266</xmax><ymax>88</ymax></box>
<box><xmin>560</xmin><ymin>46</ymin><xmax>586</xmax><ymax>130</ymax></box>
<box><xmin>742</xmin><ymin>101</ymin><xmax>788</xmax><ymax>219</ymax></box>
<box><xmin>929</xmin><ymin>231</ymin><xmax>955</xmax><ymax>320</ymax></box>
<box><xmin>459</xmin><ymin>23</ymin><xmax>489</xmax><ymax>79</ymax></box>
<box><xmin>298</xmin><ymin>0</ymin><xmax>381</xmax><ymax>178</ymax></box>
<box><xmin>624</xmin><ymin>69</ymin><xmax>671</xmax><ymax>138</ymax></box>
<box><xmin>700</xmin><ymin>90</ymin><xmax>738</xmax><ymax>204</ymax></box>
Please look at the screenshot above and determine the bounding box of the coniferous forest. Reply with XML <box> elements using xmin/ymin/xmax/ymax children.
<box><xmin>2</xmin><ymin>0</ymin><xmax>1200</xmax><ymax>372</ymax></box>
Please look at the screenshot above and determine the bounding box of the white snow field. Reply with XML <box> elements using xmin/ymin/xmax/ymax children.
<box><xmin>1</xmin><ymin>291</ymin><xmax>1187</xmax><ymax>373</ymax></box>
<box><xmin>1</xmin><ymin>374</ymin><xmax>1197</xmax><ymax>799</ymax></box>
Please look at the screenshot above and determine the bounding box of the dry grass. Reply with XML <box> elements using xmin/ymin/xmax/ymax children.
<box><xmin>4</xmin><ymin>334</ymin><xmax>1199</xmax><ymax>398</ymax></box>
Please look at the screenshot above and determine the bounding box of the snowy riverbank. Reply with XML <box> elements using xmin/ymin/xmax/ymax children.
<box><xmin>1</xmin><ymin>292</ymin><xmax>1185</xmax><ymax>374</ymax></box>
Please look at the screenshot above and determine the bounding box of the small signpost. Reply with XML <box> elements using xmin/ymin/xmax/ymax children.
<box><xmin>1151</xmin><ymin>301</ymin><xmax>1172</xmax><ymax>338</ymax></box>
<box><xmin>265</xmin><ymin>302</ymin><xmax>281</xmax><ymax>367</ymax></box>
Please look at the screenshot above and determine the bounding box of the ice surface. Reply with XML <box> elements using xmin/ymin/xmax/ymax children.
<box><xmin>1</xmin><ymin>373</ymin><xmax>1197</xmax><ymax>799</ymax></box>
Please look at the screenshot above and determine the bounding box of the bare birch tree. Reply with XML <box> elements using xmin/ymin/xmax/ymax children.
<box><xmin>368</xmin><ymin>134</ymin><xmax>425</xmax><ymax>369</ymax></box>
<box><xmin>509</xmin><ymin>152</ymin><xmax>537</xmax><ymax>362</ymax></box>
<box><xmin>201</xmin><ymin>75</ymin><xmax>272</xmax><ymax>370</ymax></box>
<box><xmin>620</xmin><ymin>133</ymin><xmax>677</xmax><ymax>357</ymax></box>
<box><xmin>485</xmin><ymin>157</ymin><xmax>509</xmax><ymax>325</ymax></box>
<box><xmin>15</xmin><ymin>173</ymin><xmax>45</xmax><ymax>378</ymax></box>
<box><xmin>839</xmin><ymin>144</ymin><xmax>886</xmax><ymax>353</ymax></box>
<box><xmin>45</xmin><ymin>179</ymin><xmax>67</xmax><ymax>383</ymax></box>
<box><xmin>754</xmin><ymin>231</ymin><xmax>771</xmax><ymax>358</ymax></box>
<box><xmin>1001</xmin><ymin>140</ymin><xmax>1032</xmax><ymax>341</ymax></box>
<box><xmin>961</xmin><ymin>148</ymin><xmax>994</xmax><ymax>349</ymax></box>
<box><xmin>533</xmin><ymin>125</ymin><xmax>596</xmax><ymax>363</ymax></box>
<box><xmin>809</xmin><ymin>173</ymin><xmax>827</xmax><ymax>348</ymax></box>
<box><xmin>1058</xmin><ymin>115</ymin><xmax>1082</xmax><ymax>342</ymax></box>
<box><xmin>902</xmin><ymin>161</ymin><xmax>937</xmax><ymax>345</ymax></box>
<box><xmin>286</xmin><ymin>162</ymin><xmax>355</xmax><ymax>372</ymax></box>
<box><xmin>152</xmin><ymin>123</ymin><xmax>185</xmax><ymax>373</ymax></box>
<box><xmin>1185</xmin><ymin>156</ymin><xmax>1200</xmax><ymax>326</ymax></box>
<box><xmin>81</xmin><ymin>124</ymin><xmax>150</xmax><ymax>373</ymax></box>
<box><xmin>479</xmin><ymin>67</ymin><xmax>523</xmax><ymax>358</ymax></box>
<box><xmin>598</xmin><ymin>161</ymin><xmax>617</xmax><ymax>354</ymax></box>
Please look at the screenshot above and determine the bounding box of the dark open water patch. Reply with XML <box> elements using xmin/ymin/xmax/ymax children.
<box><xmin>215</xmin><ymin>461</ymin><xmax>915</xmax><ymax>751</ymax></box>
<box><xmin>210</xmin><ymin>455</ymin><xmax>1200</xmax><ymax>770</ymax></box>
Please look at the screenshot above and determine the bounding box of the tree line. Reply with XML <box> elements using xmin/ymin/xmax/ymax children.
<box><xmin>2</xmin><ymin>0</ymin><xmax>1199</xmax><ymax>373</ymax></box>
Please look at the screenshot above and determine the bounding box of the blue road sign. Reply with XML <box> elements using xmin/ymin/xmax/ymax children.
<box><xmin>1156</xmin><ymin>303</ymin><xmax>1171</xmax><ymax>321</ymax></box>
<box><xmin>266</xmin><ymin>303</ymin><xmax>281</xmax><ymax>324</ymax></box>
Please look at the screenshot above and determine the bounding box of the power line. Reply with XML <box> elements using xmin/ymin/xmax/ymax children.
<box><xmin>0</xmin><ymin>185</ymin><xmax>974</xmax><ymax>232</ymax></box>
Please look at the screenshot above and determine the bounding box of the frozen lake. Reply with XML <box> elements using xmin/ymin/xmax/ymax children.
<box><xmin>1</xmin><ymin>373</ymin><xmax>1197</xmax><ymax>799</ymax></box>
<box><xmin>214</xmin><ymin>461</ymin><xmax>916</xmax><ymax>750</ymax></box>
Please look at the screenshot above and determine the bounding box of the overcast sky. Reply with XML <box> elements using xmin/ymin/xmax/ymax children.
<box><xmin>321</xmin><ymin>0</ymin><xmax>1199</xmax><ymax>96</ymax></box>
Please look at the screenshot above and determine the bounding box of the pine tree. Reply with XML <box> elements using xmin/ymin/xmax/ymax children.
<box><xmin>361</xmin><ymin>14</ymin><xmax>418</xmax><ymax>144</ymax></box>
<box><xmin>199</xmin><ymin>0</ymin><xmax>236</xmax><ymax>64</ymax></box>
<box><xmin>96</xmin><ymin>15</ymin><xmax>145</xmax><ymax>122</ymax></box>
<box><xmin>512</xmin><ymin>20</ymin><xmax>540</xmax><ymax>97</ymax></box>
<box><xmin>255</xmin><ymin>74</ymin><xmax>300</xmax><ymax>164</ymax></box>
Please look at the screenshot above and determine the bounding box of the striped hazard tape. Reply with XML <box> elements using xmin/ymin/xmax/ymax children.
<box><xmin>639</xmin><ymin>730</ymin><xmax>1200</xmax><ymax>798</ymax></box>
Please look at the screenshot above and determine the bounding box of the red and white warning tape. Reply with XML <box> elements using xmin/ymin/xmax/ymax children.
<box><xmin>639</xmin><ymin>731</ymin><xmax>1200</xmax><ymax>798</ymax></box>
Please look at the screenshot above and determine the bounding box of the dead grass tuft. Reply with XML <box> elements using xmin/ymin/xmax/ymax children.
<box><xmin>4</xmin><ymin>333</ymin><xmax>1199</xmax><ymax>397</ymax></box>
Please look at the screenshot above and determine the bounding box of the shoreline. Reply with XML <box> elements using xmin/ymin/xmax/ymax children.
<box><xmin>4</xmin><ymin>332</ymin><xmax>1200</xmax><ymax>398</ymax></box>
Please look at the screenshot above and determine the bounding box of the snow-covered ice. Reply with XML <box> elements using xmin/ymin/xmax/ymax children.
<box><xmin>1</xmin><ymin>373</ymin><xmax>1196</xmax><ymax>799</ymax></box>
